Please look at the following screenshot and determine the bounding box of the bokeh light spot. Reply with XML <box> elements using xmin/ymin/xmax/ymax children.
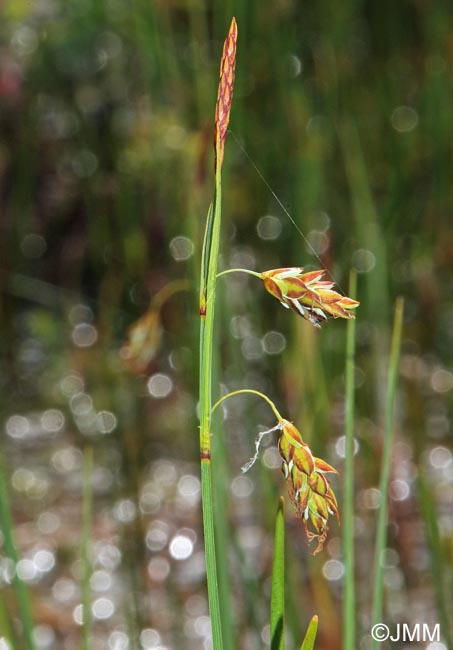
<box><xmin>92</xmin><ymin>597</ymin><xmax>115</xmax><ymax>620</ymax></box>
<box><xmin>21</xmin><ymin>234</ymin><xmax>47</xmax><ymax>259</ymax></box>
<box><xmin>73</xmin><ymin>604</ymin><xmax>84</xmax><ymax>625</ymax></box>
<box><xmin>230</xmin><ymin>475</ymin><xmax>254</xmax><ymax>498</ymax></box>
<box><xmin>262</xmin><ymin>447</ymin><xmax>281</xmax><ymax>469</ymax></box>
<box><xmin>114</xmin><ymin>499</ymin><xmax>137</xmax><ymax>523</ymax></box>
<box><xmin>6</xmin><ymin>415</ymin><xmax>30</xmax><ymax>439</ymax></box>
<box><xmin>108</xmin><ymin>631</ymin><xmax>129</xmax><ymax>650</ymax></box>
<box><xmin>262</xmin><ymin>330</ymin><xmax>286</xmax><ymax>355</ymax></box>
<box><xmin>322</xmin><ymin>559</ymin><xmax>344</xmax><ymax>580</ymax></box>
<box><xmin>390</xmin><ymin>479</ymin><xmax>410</xmax><ymax>501</ymax></box>
<box><xmin>335</xmin><ymin>435</ymin><xmax>359</xmax><ymax>458</ymax></box>
<box><xmin>256</xmin><ymin>215</ymin><xmax>282</xmax><ymax>240</ymax></box>
<box><xmin>147</xmin><ymin>374</ymin><xmax>173</xmax><ymax>398</ymax></box>
<box><xmin>431</xmin><ymin>369</ymin><xmax>453</xmax><ymax>393</ymax></box>
<box><xmin>288</xmin><ymin>54</ymin><xmax>302</xmax><ymax>77</ymax></box>
<box><xmin>146</xmin><ymin>521</ymin><xmax>169</xmax><ymax>552</ymax></box>
<box><xmin>41</xmin><ymin>409</ymin><xmax>65</xmax><ymax>433</ymax></box>
<box><xmin>306</xmin><ymin>230</ymin><xmax>329</xmax><ymax>255</ymax></box>
<box><xmin>359</xmin><ymin>487</ymin><xmax>381</xmax><ymax>509</ymax></box>
<box><xmin>139</xmin><ymin>629</ymin><xmax>161</xmax><ymax>649</ymax></box>
<box><xmin>147</xmin><ymin>556</ymin><xmax>170</xmax><ymax>582</ymax></box>
<box><xmin>178</xmin><ymin>475</ymin><xmax>201</xmax><ymax>501</ymax></box>
<box><xmin>429</xmin><ymin>446</ymin><xmax>452</xmax><ymax>469</ymax></box>
<box><xmin>72</xmin><ymin>323</ymin><xmax>98</xmax><ymax>348</ymax></box>
<box><xmin>169</xmin><ymin>534</ymin><xmax>194</xmax><ymax>560</ymax></box>
<box><xmin>33</xmin><ymin>549</ymin><xmax>56</xmax><ymax>573</ymax></box>
<box><xmin>352</xmin><ymin>249</ymin><xmax>376</xmax><ymax>273</ymax></box>
<box><xmin>91</xmin><ymin>570</ymin><xmax>113</xmax><ymax>592</ymax></box>
<box><xmin>96</xmin><ymin>410</ymin><xmax>118</xmax><ymax>434</ymax></box>
<box><xmin>391</xmin><ymin>105</ymin><xmax>418</xmax><ymax>132</ymax></box>
<box><xmin>32</xmin><ymin>624</ymin><xmax>55</xmax><ymax>649</ymax></box>
<box><xmin>169</xmin><ymin>236</ymin><xmax>194</xmax><ymax>261</ymax></box>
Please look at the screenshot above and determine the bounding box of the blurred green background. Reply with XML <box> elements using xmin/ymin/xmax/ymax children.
<box><xmin>1</xmin><ymin>1</ymin><xmax>453</xmax><ymax>649</ymax></box>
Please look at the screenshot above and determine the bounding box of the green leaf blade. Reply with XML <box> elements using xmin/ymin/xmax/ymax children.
<box><xmin>270</xmin><ymin>497</ymin><xmax>285</xmax><ymax>650</ymax></box>
<box><xmin>371</xmin><ymin>297</ymin><xmax>404</xmax><ymax>648</ymax></box>
<box><xmin>300</xmin><ymin>615</ymin><xmax>319</xmax><ymax>650</ymax></box>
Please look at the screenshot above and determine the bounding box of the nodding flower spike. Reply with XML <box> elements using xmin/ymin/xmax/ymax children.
<box><xmin>261</xmin><ymin>267</ymin><xmax>359</xmax><ymax>327</ymax></box>
<box><xmin>214</xmin><ymin>18</ymin><xmax>237</xmax><ymax>169</ymax></box>
<box><xmin>278</xmin><ymin>419</ymin><xmax>339</xmax><ymax>555</ymax></box>
<box><xmin>220</xmin><ymin>391</ymin><xmax>340</xmax><ymax>554</ymax></box>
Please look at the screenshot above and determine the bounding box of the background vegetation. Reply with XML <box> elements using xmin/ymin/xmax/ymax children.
<box><xmin>1</xmin><ymin>1</ymin><xmax>452</xmax><ymax>649</ymax></box>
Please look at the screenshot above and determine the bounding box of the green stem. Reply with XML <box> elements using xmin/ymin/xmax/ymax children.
<box><xmin>198</xmin><ymin>136</ymin><xmax>225</xmax><ymax>650</ymax></box>
<box><xmin>343</xmin><ymin>270</ymin><xmax>357</xmax><ymax>650</ymax></box>
<box><xmin>270</xmin><ymin>497</ymin><xmax>285</xmax><ymax>650</ymax></box>
<box><xmin>371</xmin><ymin>298</ymin><xmax>404</xmax><ymax>647</ymax></box>
<box><xmin>216</xmin><ymin>268</ymin><xmax>263</xmax><ymax>279</ymax></box>
<box><xmin>0</xmin><ymin>452</ymin><xmax>35</xmax><ymax>650</ymax></box>
<box><xmin>212</xmin><ymin>389</ymin><xmax>283</xmax><ymax>422</ymax></box>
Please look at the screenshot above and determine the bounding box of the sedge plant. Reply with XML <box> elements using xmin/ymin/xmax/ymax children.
<box><xmin>198</xmin><ymin>18</ymin><xmax>238</xmax><ymax>650</ymax></box>
<box><xmin>198</xmin><ymin>17</ymin><xmax>359</xmax><ymax>649</ymax></box>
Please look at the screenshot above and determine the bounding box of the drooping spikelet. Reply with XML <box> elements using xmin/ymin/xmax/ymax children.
<box><xmin>261</xmin><ymin>267</ymin><xmax>359</xmax><ymax>327</ymax></box>
<box><xmin>242</xmin><ymin>415</ymin><xmax>339</xmax><ymax>555</ymax></box>
<box><xmin>278</xmin><ymin>420</ymin><xmax>339</xmax><ymax>555</ymax></box>
<box><xmin>214</xmin><ymin>17</ymin><xmax>237</xmax><ymax>169</ymax></box>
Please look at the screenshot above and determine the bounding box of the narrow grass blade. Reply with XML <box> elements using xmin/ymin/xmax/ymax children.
<box><xmin>343</xmin><ymin>271</ymin><xmax>357</xmax><ymax>650</ymax></box>
<box><xmin>198</xmin><ymin>177</ymin><xmax>224</xmax><ymax>650</ymax></box>
<box><xmin>200</xmin><ymin>202</ymin><xmax>214</xmax><ymax>308</ymax></box>
<box><xmin>212</xmin><ymin>397</ymin><xmax>235</xmax><ymax>650</ymax></box>
<box><xmin>82</xmin><ymin>446</ymin><xmax>94</xmax><ymax>650</ymax></box>
<box><xmin>301</xmin><ymin>615</ymin><xmax>319</xmax><ymax>650</ymax></box>
<box><xmin>371</xmin><ymin>298</ymin><xmax>404</xmax><ymax>645</ymax></box>
<box><xmin>0</xmin><ymin>453</ymin><xmax>35</xmax><ymax>650</ymax></box>
<box><xmin>271</xmin><ymin>497</ymin><xmax>285</xmax><ymax>650</ymax></box>
<box><xmin>417</xmin><ymin>472</ymin><xmax>452</xmax><ymax>648</ymax></box>
<box><xmin>338</xmin><ymin>118</ymin><xmax>389</xmax><ymax>324</ymax></box>
<box><xmin>200</xmin><ymin>462</ymin><xmax>223</xmax><ymax>649</ymax></box>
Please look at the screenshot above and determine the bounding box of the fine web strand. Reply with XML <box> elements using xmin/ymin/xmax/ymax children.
<box><xmin>241</xmin><ymin>423</ymin><xmax>283</xmax><ymax>473</ymax></box>
<box><xmin>228</xmin><ymin>130</ymin><xmax>346</xmax><ymax>296</ymax></box>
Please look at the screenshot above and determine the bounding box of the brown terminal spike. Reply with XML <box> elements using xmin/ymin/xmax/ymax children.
<box><xmin>214</xmin><ymin>17</ymin><xmax>237</xmax><ymax>170</ymax></box>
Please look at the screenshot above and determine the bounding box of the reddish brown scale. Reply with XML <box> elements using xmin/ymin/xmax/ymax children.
<box><xmin>214</xmin><ymin>18</ymin><xmax>237</xmax><ymax>170</ymax></box>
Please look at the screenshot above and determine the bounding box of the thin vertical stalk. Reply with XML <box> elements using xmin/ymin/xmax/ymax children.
<box><xmin>198</xmin><ymin>19</ymin><xmax>237</xmax><ymax>650</ymax></box>
<box><xmin>0</xmin><ymin>453</ymin><xmax>35</xmax><ymax>650</ymax></box>
<box><xmin>343</xmin><ymin>270</ymin><xmax>357</xmax><ymax>650</ymax></box>
<box><xmin>82</xmin><ymin>446</ymin><xmax>94</xmax><ymax>650</ymax></box>
<box><xmin>198</xmin><ymin>137</ymin><xmax>224</xmax><ymax>650</ymax></box>
<box><xmin>211</xmin><ymin>387</ymin><xmax>235</xmax><ymax>650</ymax></box>
<box><xmin>270</xmin><ymin>498</ymin><xmax>285</xmax><ymax>650</ymax></box>
<box><xmin>371</xmin><ymin>298</ymin><xmax>404</xmax><ymax>646</ymax></box>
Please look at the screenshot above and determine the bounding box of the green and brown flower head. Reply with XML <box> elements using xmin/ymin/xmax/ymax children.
<box><xmin>213</xmin><ymin>389</ymin><xmax>339</xmax><ymax>554</ymax></box>
<box><xmin>261</xmin><ymin>267</ymin><xmax>359</xmax><ymax>327</ymax></box>
<box><xmin>278</xmin><ymin>420</ymin><xmax>339</xmax><ymax>555</ymax></box>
